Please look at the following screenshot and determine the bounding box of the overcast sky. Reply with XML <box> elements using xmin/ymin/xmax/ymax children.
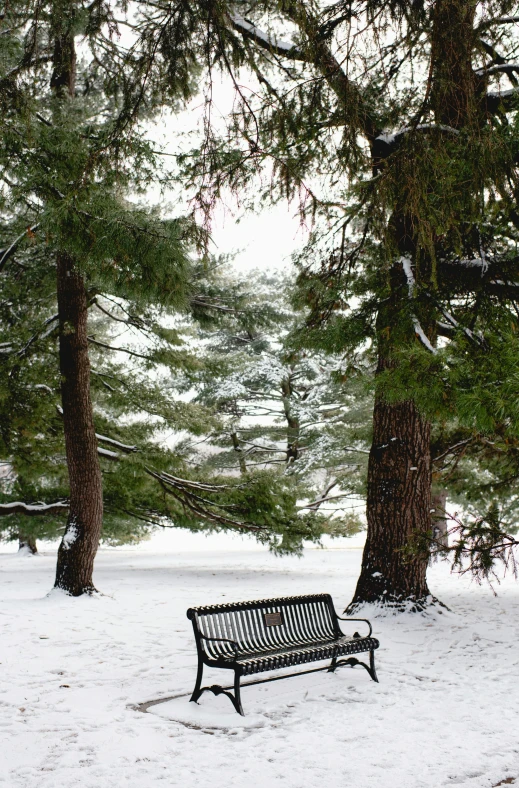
<box><xmin>144</xmin><ymin>70</ymin><xmax>312</xmax><ymax>275</ymax></box>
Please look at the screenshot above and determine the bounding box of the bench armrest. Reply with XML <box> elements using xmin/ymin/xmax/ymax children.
<box><xmin>197</xmin><ymin>631</ymin><xmax>240</xmax><ymax>654</ymax></box>
<box><xmin>335</xmin><ymin>616</ymin><xmax>373</xmax><ymax>638</ymax></box>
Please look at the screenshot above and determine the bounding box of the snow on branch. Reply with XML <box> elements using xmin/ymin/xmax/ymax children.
<box><xmin>97</xmin><ymin>447</ymin><xmax>120</xmax><ymax>461</ymax></box>
<box><xmin>375</xmin><ymin>124</ymin><xmax>460</xmax><ymax>153</ymax></box>
<box><xmin>0</xmin><ymin>501</ymin><xmax>69</xmax><ymax>516</ymax></box>
<box><xmin>486</xmin><ymin>87</ymin><xmax>519</xmax><ymax>113</ymax></box>
<box><xmin>55</xmin><ymin>405</ymin><xmax>138</xmax><ymax>457</ymax></box>
<box><xmin>486</xmin><ymin>15</ymin><xmax>519</xmax><ymax>26</ymax></box>
<box><xmin>400</xmin><ymin>256</ymin><xmax>415</xmax><ymax>297</ymax></box>
<box><xmin>96</xmin><ymin>434</ymin><xmax>138</xmax><ymax>453</ymax></box>
<box><xmin>412</xmin><ymin>316</ymin><xmax>437</xmax><ymax>354</ymax></box>
<box><xmin>230</xmin><ymin>14</ymin><xmax>305</xmax><ymax>61</ymax></box>
<box><xmin>477</xmin><ymin>63</ymin><xmax>519</xmax><ymax>76</ymax></box>
<box><xmin>437</xmin><ymin>305</ymin><xmax>482</xmax><ymax>345</ymax></box>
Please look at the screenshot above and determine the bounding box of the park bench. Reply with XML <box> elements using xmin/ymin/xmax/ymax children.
<box><xmin>186</xmin><ymin>593</ymin><xmax>380</xmax><ymax>715</ymax></box>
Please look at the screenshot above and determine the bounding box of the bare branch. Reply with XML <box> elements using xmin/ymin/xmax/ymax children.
<box><xmin>87</xmin><ymin>336</ymin><xmax>154</xmax><ymax>361</ymax></box>
<box><xmin>0</xmin><ymin>224</ymin><xmax>40</xmax><ymax>272</ymax></box>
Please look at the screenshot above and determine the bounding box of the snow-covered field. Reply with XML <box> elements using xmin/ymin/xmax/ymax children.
<box><xmin>1</xmin><ymin>532</ymin><xmax>518</xmax><ymax>788</ymax></box>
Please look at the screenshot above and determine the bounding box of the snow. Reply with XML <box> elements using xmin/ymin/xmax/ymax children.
<box><xmin>375</xmin><ymin>124</ymin><xmax>460</xmax><ymax>146</ymax></box>
<box><xmin>487</xmin><ymin>88</ymin><xmax>519</xmax><ymax>100</ymax></box>
<box><xmin>412</xmin><ymin>316</ymin><xmax>437</xmax><ymax>354</ymax></box>
<box><xmin>231</xmin><ymin>14</ymin><xmax>300</xmax><ymax>55</ymax></box>
<box><xmin>1</xmin><ymin>536</ymin><xmax>519</xmax><ymax>788</ymax></box>
<box><xmin>400</xmin><ymin>255</ymin><xmax>415</xmax><ymax>297</ymax></box>
<box><xmin>0</xmin><ymin>501</ymin><xmax>68</xmax><ymax>514</ymax></box>
<box><xmin>97</xmin><ymin>447</ymin><xmax>120</xmax><ymax>460</ymax></box>
<box><xmin>96</xmin><ymin>435</ymin><xmax>137</xmax><ymax>453</ymax></box>
<box><xmin>61</xmin><ymin>521</ymin><xmax>78</xmax><ymax>549</ymax></box>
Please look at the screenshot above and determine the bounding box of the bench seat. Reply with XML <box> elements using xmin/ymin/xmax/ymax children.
<box><xmin>234</xmin><ymin>634</ymin><xmax>380</xmax><ymax>675</ymax></box>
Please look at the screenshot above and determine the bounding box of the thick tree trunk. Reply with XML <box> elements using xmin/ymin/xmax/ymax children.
<box><xmin>350</xmin><ymin>0</ymin><xmax>477</xmax><ymax>611</ymax></box>
<box><xmin>349</xmin><ymin>388</ymin><xmax>433</xmax><ymax>610</ymax></box>
<box><xmin>349</xmin><ymin>239</ymin><xmax>436</xmax><ymax>610</ymax></box>
<box><xmin>18</xmin><ymin>535</ymin><xmax>38</xmax><ymax>554</ymax></box>
<box><xmin>431</xmin><ymin>0</ymin><xmax>477</xmax><ymax>128</ymax></box>
<box><xmin>54</xmin><ymin>252</ymin><xmax>103</xmax><ymax>595</ymax></box>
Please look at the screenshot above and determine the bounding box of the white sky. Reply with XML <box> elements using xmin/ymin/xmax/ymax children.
<box><xmin>210</xmin><ymin>202</ymin><xmax>308</xmax><ymax>273</ymax></box>
<box><xmin>145</xmin><ymin>70</ymin><xmax>312</xmax><ymax>274</ymax></box>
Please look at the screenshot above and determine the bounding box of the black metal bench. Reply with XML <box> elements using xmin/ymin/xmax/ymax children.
<box><xmin>186</xmin><ymin>593</ymin><xmax>380</xmax><ymax>715</ymax></box>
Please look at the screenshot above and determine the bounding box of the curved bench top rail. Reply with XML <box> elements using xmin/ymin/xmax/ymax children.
<box><xmin>187</xmin><ymin>594</ymin><xmax>341</xmax><ymax>661</ymax></box>
<box><xmin>186</xmin><ymin>592</ymin><xmax>334</xmax><ymax>618</ymax></box>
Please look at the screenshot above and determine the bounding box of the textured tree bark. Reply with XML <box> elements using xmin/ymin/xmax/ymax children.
<box><xmin>50</xmin><ymin>23</ymin><xmax>103</xmax><ymax>595</ymax></box>
<box><xmin>431</xmin><ymin>0</ymin><xmax>477</xmax><ymax>128</ymax></box>
<box><xmin>349</xmin><ymin>0</ymin><xmax>477</xmax><ymax>610</ymax></box>
<box><xmin>348</xmin><ymin>228</ymin><xmax>436</xmax><ymax>609</ymax></box>
<box><xmin>54</xmin><ymin>252</ymin><xmax>103</xmax><ymax>595</ymax></box>
<box><xmin>349</xmin><ymin>369</ymin><xmax>433</xmax><ymax>610</ymax></box>
<box><xmin>18</xmin><ymin>535</ymin><xmax>38</xmax><ymax>554</ymax></box>
<box><xmin>281</xmin><ymin>377</ymin><xmax>300</xmax><ymax>464</ymax></box>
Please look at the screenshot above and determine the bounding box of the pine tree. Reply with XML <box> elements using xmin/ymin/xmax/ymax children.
<box><xmin>161</xmin><ymin>0</ymin><xmax>519</xmax><ymax>607</ymax></box>
<box><xmin>0</xmin><ymin>0</ymin><xmax>199</xmax><ymax>592</ymax></box>
<box><xmin>190</xmin><ymin>266</ymin><xmax>367</xmax><ymax>544</ymax></box>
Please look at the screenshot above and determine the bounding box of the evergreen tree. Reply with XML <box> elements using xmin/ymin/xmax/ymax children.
<box><xmin>190</xmin><ymin>266</ymin><xmax>367</xmax><ymax>543</ymax></box>
<box><xmin>160</xmin><ymin>0</ymin><xmax>519</xmax><ymax>608</ymax></box>
<box><xmin>0</xmin><ymin>0</ymin><xmax>200</xmax><ymax>592</ymax></box>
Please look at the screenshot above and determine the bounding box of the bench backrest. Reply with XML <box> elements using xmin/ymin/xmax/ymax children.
<box><xmin>187</xmin><ymin>593</ymin><xmax>339</xmax><ymax>661</ymax></box>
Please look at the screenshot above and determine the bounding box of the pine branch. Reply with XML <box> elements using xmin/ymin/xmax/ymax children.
<box><xmin>433</xmin><ymin>438</ymin><xmax>473</xmax><ymax>464</ymax></box>
<box><xmin>230</xmin><ymin>4</ymin><xmax>378</xmax><ymax>141</ymax></box>
<box><xmin>0</xmin><ymin>501</ymin><xmax>69</xmax><ymax>516</ymax></box>
<box><xmin>145</xmin><ymin>468</ymin><xmax>265</xmax><ymax>532</ymax></box>
<box><xmin>0</xmin><ymin>224</ymin><xmax>40</xmax><ymax>272</ymax></box>
<box><xmin>87</xmin><ymin>336</ymin><xmax>155</xmax><ymax>361</ymax></box>
<box><xmin>229</xmin><ymin>14</ymin><xmax>306</xmax><ymax>61</ymax></box>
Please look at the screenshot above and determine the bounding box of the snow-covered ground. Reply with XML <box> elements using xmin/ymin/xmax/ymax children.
<box><xmin>1</xmin><ymin>531</ymin><xmax>518</xmax><ymax>788</ymax></box>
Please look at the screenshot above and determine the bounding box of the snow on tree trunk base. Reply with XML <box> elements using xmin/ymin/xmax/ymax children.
<box><xmin>18</xmin><ymin>535</ymin><xmax>38</xmax><ymax>555</ymax></box>
<box><xmin>53</xmin><ymin>249</ymin><xmax>103</xmax><ymax>597</ymax></box>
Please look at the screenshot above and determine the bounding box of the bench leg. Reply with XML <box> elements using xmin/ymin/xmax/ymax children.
<box><xmin>233</xmin><ymin>670</ymin><xmax>244</xmax><ymax>716</ymax></box>
<box><xmin>189</xmin><ymin>664</ymin><xmax>245</xmax><ymax>715</ymax></box>
<box><xmin>190</xmin><ymin>657</ymin><xmax>204</xmax><ymax>703</ymax></box>
<box><xmin>332</xmin><ymin>651</ymin><xmax>379</xmax><ymax>682</ymax></box>
<box><xmin>368</xmin><ymin>649</ymin><xmax>379</xmax><ymax>683</ymax></box>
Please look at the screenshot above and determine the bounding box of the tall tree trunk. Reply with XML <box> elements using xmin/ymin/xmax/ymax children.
<box><xmin>18</xmin><ymin>534</ymin><xmax>38</xmax><ymax>554</ymax></box>
<box><xmin>54</xmin><ymin>253</ymin><xmax>103</xmax><ymax>594</ymax></box>
<box><xmin>281</xmin><ymin>376</ymin><xmax>300</xmax><ymax>464</ymax></box>
<box><xmin>349</xmin><ymin>218</ymin><xmax>435</xmax><ymax>609</ymax></box>
<box><xmin>51</xmin><ymin>23</ymin><xmax>103</xmax><ymax>594</ymax></box>
<box><xmin>349</xmin><ymin>0</ymin><xmax>476</xmax><ymax>610</ymax></box>
<box><xmin>231</xmin><ymin>429</ymin><xmax>247</xmax><ymax>475</ymax></box>
<box><xmin>349</xmin><ymin>366</ymin><xmax>433</xmax><ymax>610</ymax></box>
